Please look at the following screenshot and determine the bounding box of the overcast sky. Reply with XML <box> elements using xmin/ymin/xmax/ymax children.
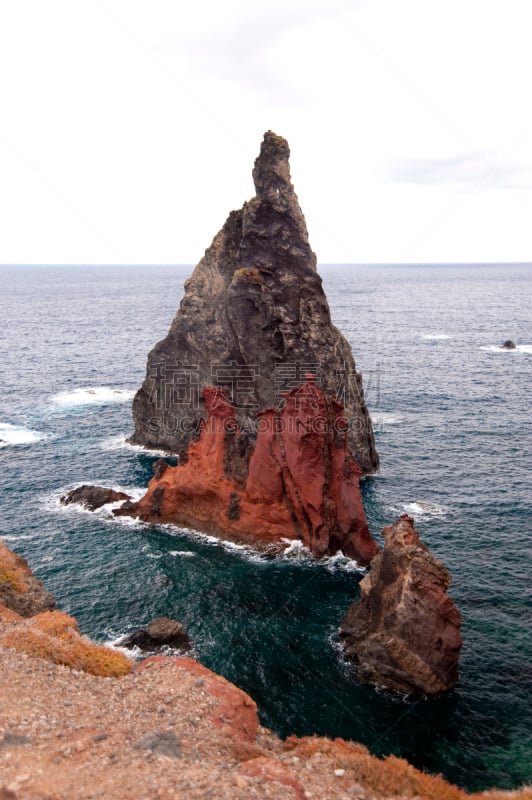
<box><xmin>1</xmin><ymin>0</ymin><xmax>532</xmax><ymax>265</ymax></box>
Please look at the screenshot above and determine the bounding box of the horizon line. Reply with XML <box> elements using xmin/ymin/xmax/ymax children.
<box><xmin>1</xmin><ymin>261</ymin><xmax>531</xmax><ymax>268</ymax></box>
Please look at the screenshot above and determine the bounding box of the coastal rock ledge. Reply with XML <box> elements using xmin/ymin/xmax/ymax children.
<box><xmin>339</xmin><ymin>515</ymin><xmax>462</xmax><ymax>696</ymax></box>
<box><xmin>1</xmin><ymin>539</ymin><xmax>528</xmax><ymax>799</ymax></box>
<box><xmin>129</xmin><ymin>130</ymin><xmax>378</xmax><ymax>476</ymax></box>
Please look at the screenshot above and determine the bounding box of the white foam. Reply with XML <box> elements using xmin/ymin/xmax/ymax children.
<box><xmin>278</xmin><ymin>539</ymin><xmax>366</xmax><ymax>573</ymax></box>
<box><xmin>0</xmin><ymin>423</ymin><xmax>46</xmax><ymax>447</ymax></box>
<box><xmin>107</xmin><ymin>637</ymin><xmax>193</xmax><ymax>661</ymax></box>
<box><xmin>480</xmin><ymin>343</ymin><xmax>532</xmax><ymax>353</ymax></box>
<box><xmin>99</xmin><ymin>434</ymin><xmax>177</xmax><ymax>459</ymax></box>
<box><xmin>402</xmin><ymin>501</ymin><xmax>448</xmax><ymax>518</ymax></box>
<box><xmin>370</xmin><ymin>412</ymin><xmax>404</xmax><ymax>426</ymax></box>
<box><xmin>420</xmin><ymin>334</ymin><xmax>451</xmax><ymax>340</ymax></box>
<box><xmin>157</xmin><ymin>524</ymin><xmax>271</xmax><ymax>563</ymax></box>
<box><xmin>280</xmin><ymin>538</ymin><xmax>312</xmax><ymax>558</ymax></box>
<box><xmin>107</xmin><ymin>640</ymin><xmax>142</xmax><ymax>660</ymax></box>
<box><xmin>111</xmin><ymin>513</ymin><xmax>144</xmax><ymax>528</ymax></box>
<box><xmin>51</xmin><ymin>386</ymin><xmax>135</xmax><ymax>408</ymax></box>
<box><xmin>151</xmin><ymin>528</ymin><xmax>368</xmax><ymax>571</ymax></box>
<box><xmin>42</xmin><ymin>484</ymin><xmax>145</xmax><ymax>518</ymax></box>
<box><xmin>322</xmin><ymin>552</ymin><xmax>366</xmax><ymax>575</ymax></box>
<box><xmin>169</xmin><ymin>550</ymin><xmax>196</xmax><ymax>558</ymax></box>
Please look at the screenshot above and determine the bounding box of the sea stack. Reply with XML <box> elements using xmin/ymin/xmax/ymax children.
<box><xmin>339</xmin><ymin>515</ymin><xmax>462</xmax><ymax>695</ymax></box>
<box><xmin>129</xmin><ymin>131</ymin><xmax>378</xmax><ymax>476</ymax></box>
<box><xmin>123</xmin><ymin>131</ymin><xmax>379</xmax><ymax>561</ymax></box>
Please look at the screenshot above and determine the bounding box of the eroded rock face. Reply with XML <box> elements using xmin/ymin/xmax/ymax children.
<box><xmin>0</xmin><ymin>540</ymin><xmax>56</xmax><ymax>618</ymax></box>
<box><xmin>339</xmin><ymin>515</ymin><xmax>462</xmax><ymax>695</ymax></box>
<box><xmin>60</xmin><ymin>485</ymin><xmax>131</xmax><ymax>511</ymax></box>
<box><xmin>129</xmin><ymin>131</ymin><xmax>378</xmax><ymax>476</ymax></box>
<box><xmin>117</xmin><ymin>377</ymin><xmax>379</xmax><ymax>564</ymax></box>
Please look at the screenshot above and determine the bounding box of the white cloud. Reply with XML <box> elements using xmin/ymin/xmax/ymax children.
<box><xmin>383</xmin><ymin>152</ymin><xmax>532</xmax><ymax>190</ymax></box>
<box><xmin>0</xmin><ymin>0</ymin><xmax>531</xmax><ymax>263</ymax></box>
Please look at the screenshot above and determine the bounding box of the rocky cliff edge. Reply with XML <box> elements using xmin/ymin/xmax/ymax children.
<box><xmin>1</xmin><ymin>540</ymin><xmax>529</xmax><ymax>800</ymax></box>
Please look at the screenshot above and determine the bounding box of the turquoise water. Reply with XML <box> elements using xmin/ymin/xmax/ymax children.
<box><xmin>0</xmin><ymin>263</ymin><xmax>530</xmax><ymax>791</ymax></box>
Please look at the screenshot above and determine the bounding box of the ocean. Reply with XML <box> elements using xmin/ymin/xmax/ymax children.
<box><xmin>0</xmin><ymin>263</ymin><xmax>530</xmax><ymax>792</ymax></box>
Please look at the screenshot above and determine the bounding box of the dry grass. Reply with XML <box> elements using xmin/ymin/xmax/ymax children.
<box><xmin>284</xmin><ymin>736</ymin><xmax>532</xmax><ymax>800</ymax></box>
<box><xmin>0</xmin><ymin>610</ymin><xmax>133</xmax><ymax>678</ymax></box>
<box><xmin>0</xmin><ymin>548</ymin><xmax>26</xmax><ymax>593</ymax></box>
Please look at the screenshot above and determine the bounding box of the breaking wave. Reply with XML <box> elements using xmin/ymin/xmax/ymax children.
<box><xmin>0</xmin><ymin>423</ymin><xmax>46</xmax><ymax>447</ymax></box>
<box><xmin>370</xmin><ymin>412</ymin><xmax>404</xmax><ymax>427</ymax></box>
<box><xmin>99</xmin><ymin>434</ymin><xmax>177</xmax><ymax>459</ymax></box>
<box><xmin>401</xmin><ymin>501</ymin><xmax>448</xmax><ymax>518</ymax></box>
<box><xmin>51</xmin><ymin>386</ymin><xmax>135</xmax><ymax>408</ymax></box>
<box><xmin>479</xmin><ymin>343</ymin><xmax>532</xmax><ymax>353</ymax></box>
<box><xmin>42</xmin><ymin>484</ymin><xmax>146</xmax><ymax>517</ymax></box>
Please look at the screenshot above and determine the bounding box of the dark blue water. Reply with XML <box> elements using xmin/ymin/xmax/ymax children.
<box><xmin>1</xmin><ymin>264</ymin><xmax>530</xmax><ymax>792</ymax></box>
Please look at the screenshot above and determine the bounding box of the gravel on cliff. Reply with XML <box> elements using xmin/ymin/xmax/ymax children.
<box><xmin>1</xmin><ymin>645</ymin><xmax>530</xmax><ymax>800</ymax></box>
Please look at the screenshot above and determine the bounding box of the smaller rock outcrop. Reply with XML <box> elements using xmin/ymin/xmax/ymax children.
<box><xmin>0</xmin><ymin>539</ymin><xmax>56</xmax><ymax>617</ymax></box>
<box><xmin>117</xmin><ymin>617</ymin><xmax>192</xmax><ymax>653</ymax></box>
<box><xmin>339</xmin><ymin>515</ymin><xmax>462</xmax><ymax>696</ymax></box>
<box><xmin>61</xmin><ymin>485</ymin><xmax>131</xmax><ymax>511</ymax></box>
<box><xmin>498</xmin><ymin>339</ymin><xmax>517</xmax><ymax>349</ymax></box>
<box><xmin>117</xmin><ymin>376</ymin><xmax>379</xmax><ymax>564</ymax></box>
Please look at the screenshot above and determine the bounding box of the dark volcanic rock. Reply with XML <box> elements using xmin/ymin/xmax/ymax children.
<box><xmin>60</xmin><ymin>485</ymin><xmax>132</xmax><ymax>511</ymax></box>
<box><xmin>118</xmin><ymin>617</ymin><xmax>192</xmax><ymax>653</ymax></box>
<box><xmin>339</xmin><ymin>515</ymin><xmax>462</xmax><ymax>696</ymax></box>
<box><xmin>0</xmin><ymin>540</ymin><xmax>56</xmax><ymax>618</ymax></box>
<box><xmin>129</xmin><ymin>131</ymin><xmax>378</xmax><ymax>475</ymax></box>
<box><xmin>134</xmin><ymin>730</ymin><xmax>182</xmax><ymax>758</ymax></box>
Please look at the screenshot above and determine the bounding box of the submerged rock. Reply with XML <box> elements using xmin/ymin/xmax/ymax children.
<box><xmin>129</xmin><ymin>131</ymin><xmax>378</xmax><ymax>476</ymax></box>
<box><xmin>60</xmin><ymin>485</ymin><xmax>131</xmax><ymax>511</ymax></box>
<box><xmin>117</xmin><ymin>376</ymin><xmax>379</xmax><ymax>564</ymax></box>
<box><xmin>118</xmin><ymin>617</ymin><xmax>192</xmax><ymax>653</ymax></box>
<box><xmin>339</xmin><ymin>515</ymin><xmax>462</xmax><ymax>695</ymax></box>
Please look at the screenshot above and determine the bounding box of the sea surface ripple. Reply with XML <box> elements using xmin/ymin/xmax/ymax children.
<box><xmin>0</xmin><ymin>263</ymin><xmax>530</xmax><ymax>791</ymax></box>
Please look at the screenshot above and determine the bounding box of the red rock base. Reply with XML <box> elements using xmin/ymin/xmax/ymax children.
<box><xmin>118</xmin><ymin>377</ymin><xmax>378</xmax><ymax>564</ymax></box>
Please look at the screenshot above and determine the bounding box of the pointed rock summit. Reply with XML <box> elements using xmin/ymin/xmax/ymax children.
<box><xmin>130</xmin><ymin>131</ymin><xmax>378</xmax><ymax>475</ymax></box>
